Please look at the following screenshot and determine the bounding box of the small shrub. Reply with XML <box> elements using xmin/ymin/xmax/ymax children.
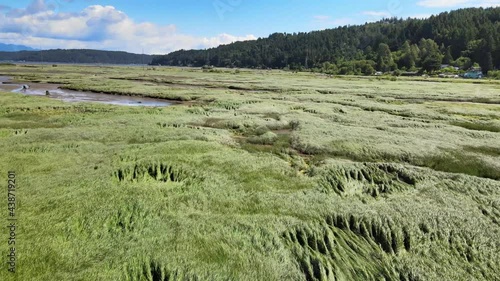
<box><xmin>248</xmin><ymin>131</ymin><xmax>278</xmax><ymax>145</ymax></box>
<box><xmin>487</xmin><ymin>70</ymin><xmax>500</xmax><ymax>80</ymax></box>
<box><xmin>253</xmin><ymin>125</ymin><xmax>270</xmax><ymax>136</ymax></box>
<box><xmin>290</xmin><ymin>120</ymin><xmax>300</xmax><ymax>130</ymax></box>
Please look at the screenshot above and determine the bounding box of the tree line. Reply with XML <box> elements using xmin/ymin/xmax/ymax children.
<box><xmin>152</xmin><ymin>7</ymin><xmax>500</xmax><ymax>75</ymax></box>
<box><xmin>0</xmin><ymin>49</ymin><xmax>152</xmax><ymax>65</ymax></box>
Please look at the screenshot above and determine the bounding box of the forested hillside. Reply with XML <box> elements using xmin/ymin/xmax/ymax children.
<box><xmin>0</xmin><ymin>49</ymin><xmax>152</xmax><ymax>65</ymax></box>
<box><xmin>152</xmin><ymin>7</ymin><xmax>500</xmax><ymax>75</ymax></box>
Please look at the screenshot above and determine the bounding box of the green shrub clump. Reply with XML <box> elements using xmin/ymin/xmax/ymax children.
<box><xmin>488</xmin><ymin>70</ymin><xmax>500</xmax><ymax>80</ymax></box>
<box><xmin>248</xmin><ymin>131</ymin><xmax>278</xmax><ymax>145</ymax></box>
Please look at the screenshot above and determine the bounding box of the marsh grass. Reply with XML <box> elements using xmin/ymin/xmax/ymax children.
<box><xmin>416</xmin><ymin>150</ymin><xmax>500</xmax><ymax>180</ymax></box>
<box><xmin>0</xmin><ymin>65</ymin><xmax>499</xmax><ymax>281</ymax></box>
<box><xmin>239</xmin><ymin>133</ymin><xmax>292</xmax><ymax>154</ymax></box>
<box><xmin>464</xmin><ymin>145</ymin><xmax>500</xmax><ymax>156</ymax></box>
<box><xmin>451</xmin><ymin>120</ymin><xmax>500</xmax><ymax>132</ymax></box>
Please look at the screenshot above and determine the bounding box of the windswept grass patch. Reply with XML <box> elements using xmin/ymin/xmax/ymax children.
<box><xmin>416</xmin><ymin>149</ymin><xmax>500</xmax><ymax>180</ymax></box>
<box><xmin>464</xmin><ymin>145</ymin><xmax>500</xmax><ymax>156</ymax></box>
<box><xmin>0</xmin><ymin>65</ymin><xmax>499</xmax><ymax>281</ymax></box>
<box><xmin>450</xmin><ymin>120</ymin><xmax>500</xmax><ymax>133</ymax></box>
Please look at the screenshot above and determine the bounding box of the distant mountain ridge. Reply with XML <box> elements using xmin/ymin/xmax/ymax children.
<box><xmin>0</xmin><ymin>49</ymin><xmax>153</xmax><ymax>65</ymax></box>
<box><xmin>0</xmin><ymin>43</ymin><xmax>37</xmax><ymax>52</ymax></box>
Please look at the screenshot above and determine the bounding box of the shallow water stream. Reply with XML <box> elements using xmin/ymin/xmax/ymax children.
<box><xmin>0</xmin><ymin>76</ymin><xmax>174</xmax><ymax>107</ymax></box>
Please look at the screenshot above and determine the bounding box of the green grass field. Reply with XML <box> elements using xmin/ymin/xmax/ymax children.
<box><xmin>0</xmin><ymin>64</ymin><xmax>499</xmax><ymax>281</ymax></box>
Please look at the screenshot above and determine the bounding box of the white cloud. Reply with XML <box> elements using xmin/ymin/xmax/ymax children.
<box><xmin>312</xmin><ymin>15</ymin><xmax>355</xmax><ymax>28</ymax></box>
<box><xmin>331</xmin><ymin>18</ymin><xmax>355</xmax><ymax>26</ymax></box>
<box><xmin>360</xmin><ymin>10</ymin><xmax>393</xmax><ymax>23</ymax></box>
<box><xmin>361</xmin><ymin>11</ymin><xmax>392</xmax><ymax>18</ymax></box>
<box><xmin>0</xmin><ymin>0</ymin><xmax>256</xmax><ymax>54</ymax></box>
<box><xmin>313</xmin><ymin>15</ymin><xmax>331</xmax><ymax>21</ymax></box>
<box><xmin>409</xmin><ymin>13</ymin><xmax>433</xmax><ymax>19</ymax></box>
<box><xmin>417</xmin><ymin>0</ymin><xmax>500</xmax><ymax>8</ymax></box>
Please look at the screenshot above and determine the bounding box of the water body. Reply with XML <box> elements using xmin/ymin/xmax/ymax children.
<box><xmin>0</xmin><ymin>76</ymin><xmax>174</xmax><ymax>107</ymax></box>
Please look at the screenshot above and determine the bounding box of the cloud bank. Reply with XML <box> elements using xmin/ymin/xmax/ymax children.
<box><xmin>0</xmin><ymin>0</ymin><xmax>256</xmax><ymax>54</ymax></box>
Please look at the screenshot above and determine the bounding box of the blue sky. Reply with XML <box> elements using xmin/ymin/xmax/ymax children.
<box><xmin>0</xmin><ymin>0</ymin><xmax>499</xmax><ymax>54</ymax></box>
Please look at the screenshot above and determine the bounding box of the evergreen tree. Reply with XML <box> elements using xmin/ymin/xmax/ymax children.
<box><xmin>443</xmin><ymin>46</ymin><xmax>453</xmax><ymax>65</ymax></box>
<box><xmin>419</xmin><ymin>39</ymin><xmax>443</xmax><ymax>72</ymax></box>
<box><xmin>411</xmin><ymin>44</ymin><xmax>421</xmax><ymax>67</ymax></box>
<box><xmin>377</xmin><ymin>43</ymin><xmax>394</xmax><ymax>72</ymax></box>
<box><xmin>399</xmin><ymin>41</ymin><xmax>417</xmax><ymax>69</ymax></box>
<box><xmin>483</xmin><ymin>52</ymin><xmax>494</xmax><ymax>73</ymax></box>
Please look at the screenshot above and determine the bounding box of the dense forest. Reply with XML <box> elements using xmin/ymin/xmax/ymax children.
<box><xmin>152</xmin><ymin>7</ymin><xmax>500</xmax><ymax>75</ymax></box>
<box><xmin>0</xmin><ymin>49</ymin><xmax>152</xmax><ymax>65</ymax></box>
